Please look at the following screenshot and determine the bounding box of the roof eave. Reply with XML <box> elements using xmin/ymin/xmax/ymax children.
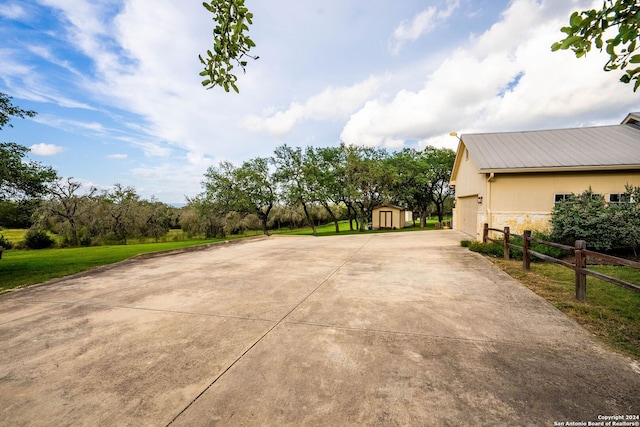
<box><xmin>478</xmin><ymin>164</ymin><xmax>640</xmax><ymax>174</ymax></box>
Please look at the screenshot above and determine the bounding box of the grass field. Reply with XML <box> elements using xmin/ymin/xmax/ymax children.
<box><xmin>0</xmin><ymin>228</ymin><xmax>27</xmax><ymax>244</ymax></box>
<box><xmin>491</xmin><ymin>258</ymin><xmax>640</xmax><ymax>361</ymax></box>
<box><xmin>277</xmin><ymin>218</ymin><xmax>450</xmax><ymax>236</ymax></box>
<box><xmin>0</xmin><ymin>239</ymin><xmax>222</xmax><ymax>292</ymax></box>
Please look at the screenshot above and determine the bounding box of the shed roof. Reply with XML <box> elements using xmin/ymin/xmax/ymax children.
<box><xmin>461</xmin><ymin>122</ymin><xmax>640</xmax><ymax>172</ymax></box>
<box><xmin>374</xmin><ymin>204</ymin><xmax>408</xmax><ymax>211</ymax></box>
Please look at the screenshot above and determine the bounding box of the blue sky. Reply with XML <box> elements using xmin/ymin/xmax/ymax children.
<box><xmin>1</xmin><ymin>0</ymin><xmax>638</xmax><ymax>204</ymax></box>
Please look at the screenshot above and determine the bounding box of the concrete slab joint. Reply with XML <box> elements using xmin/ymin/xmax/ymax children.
<box><xmin>0</xmin><ymin>231</ymin><xmax>638</xmax><ymax>426</ymax></box>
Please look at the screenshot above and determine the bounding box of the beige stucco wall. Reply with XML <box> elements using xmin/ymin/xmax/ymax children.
<box><xmin>451</xmin><ymin>146</ymin><xmax>486</xmax><ymax>238</ymax></box>
<box><xmin>485</xmin><ymin>171</ymin><xmax>639</xmax><ymax>236</ymax></box>
<box><xmin>451</xmin><ymin>146</ymin><xmax>486</xmax><ymax>199</ymax></box>
<box><xmin>488</xmin><ymin>171</ymin><xmax>639</xmax><ymax>213</ymax></box>
<box><xmin>452</xmin><ymin>142</ymin><xmax>640</xmax><ymax>240</ymax></box>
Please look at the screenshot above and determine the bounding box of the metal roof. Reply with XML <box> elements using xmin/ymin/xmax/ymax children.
<box><xmin>461</xmin><ymin>123</ymin><xmax>640</xmax><ymax>172</ymax></box>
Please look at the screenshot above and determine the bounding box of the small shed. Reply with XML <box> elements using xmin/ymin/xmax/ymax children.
<box><xmin>372</xmin><ymin>204</ymin><xmax>411</xmax><ymax>230</ymax></box>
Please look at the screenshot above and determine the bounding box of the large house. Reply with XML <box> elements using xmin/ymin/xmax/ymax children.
<box><xmin>450</xmin><ymin>113</ymin><xmax>640</xmax><ymax>240</ymax></box>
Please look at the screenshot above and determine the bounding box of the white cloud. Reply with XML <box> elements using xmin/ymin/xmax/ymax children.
<box><xmin>132</xmin><ymin>141</ymin><xmax>172</xmax><ymax>158</ymax></box>
<box><xmin>244</xmin><ymin>76</ymin><xmax>384</xmax><ymax>138</ymax></box>
<box><xmin>32</xmin><ymin>115</ymin><xmax>104</xmax><ymax>133</ymax></box>
<box><xmin>389</xmin><ymin>1</ymin><xmax>460</xmax><ymax>54</ymax></box>
<box><xmin>131</xmin><ymin>163</ymin><xmax>206</xmax><ymax>202</ymax></box>
<box><xmin>30</xmin><ymin>143</ymin><xmax>65</xmax><ymax>156</ymax></box>
<box><xmin>107</xmin><ymin>153</ymin><xmax>127</xmax><ymax>159</ymax></box>
<box><xmin>0</xmin><ymin>3</ymin><xmax>27</xmax><ymax>20</ymax></box>
<box><xmin>342</xmin><ymin>0</ymin><xmax>638</xmax><ymax>148</ymax></box>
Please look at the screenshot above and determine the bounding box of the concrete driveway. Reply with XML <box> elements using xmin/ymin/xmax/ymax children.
<box><xmin>1</xmin><ymin>231</ymin><xmax>639</xmax><ymax>426</ymax></box>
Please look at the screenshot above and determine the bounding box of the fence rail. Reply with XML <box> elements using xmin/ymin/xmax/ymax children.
<box><xmin>482</xmin><ymin>223</ymin><xmax>640</xmax><ymax>301</ymax></box>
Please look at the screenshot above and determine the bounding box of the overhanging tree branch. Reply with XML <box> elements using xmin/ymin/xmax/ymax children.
<box><xmin>199</xmin><ymin>0</ymin><xmax>258</xmax><ymax>93</ymax></box>
<box><xmin>552</xmin><ymin>0</ymin><xmax>640</xmax><ymax>91</ymax></box>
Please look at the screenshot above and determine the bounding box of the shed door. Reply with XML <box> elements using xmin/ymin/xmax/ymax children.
<box><xmin>457</xmin><ymin>195</ymin><xmax>478</xmax><ymax>238</ymax></box>
<box><xmin>379</xmin><ymin>211</ymin><xmax>392</xmax><ymax>229</ymax></box>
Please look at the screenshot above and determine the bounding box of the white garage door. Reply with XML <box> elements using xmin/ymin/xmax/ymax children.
<box><xmin>457</xmin><ymin>195</ymin><xmax>478</xmax><ymax>238</ymax></box>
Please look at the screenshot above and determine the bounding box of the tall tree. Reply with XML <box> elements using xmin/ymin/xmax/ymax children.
<box><xmin>0</xmin><ymin>93</ymin><xmax>57</xmax><ymax>200</ymax></box>
<box><xmin>344</xmin><ymin>145</ymin><xmax>394</xmax><ymax>231</ymax></box>
<box><xmin>36</xmin><ymin>178</ymin><xmax>97</xmax><ymax>246</ymax></box>
<box><xmin>234</xmin><ymin>157</ymin><xmax>276</xmax><ymax>235</ymax></box>
<box><xmin>202</xmin><ymin>157</ymin><xmax>276</xmax><ymax>235</ymax></box>
<box><xmin>423</xmin><ymin>147</ymin><xmax>456</xmax><ymax>223</ymax></box>
<box><xmin>388</xmin><ymin>148</ymin><xmax>433</xmax><ymax>227</ymax></box>
<box><xmin>273</xmin><ymin>145</ymin><xmax>317</xmax><ymax>235</ymax></box>
<box><xmin>138</xmin><ymin>197</ymin><xmax>172</xmax><ymax>242</ymax></box>
<box><xmin>306</xmin><ymin>146</ymin><xmax>345</xmax><ymax>233</ymax></box>
<box><xmin>0</xmin><ymin>92</ymin><xmax>36</xmax><ymax>130</ymax></box>
<box><xmin>182</xmin><ymin>196</ymin><xmax>227</xmax><ymax>238</ymax></box>
<box><xmin>103</xmin><ymin>184</ymin><xmax>140</xmax><ymax>244</ymax></box>
<box><xmin>552</xmin><ymin>0</ymin><xmax>640</xmax><ymax>91</ymax></box>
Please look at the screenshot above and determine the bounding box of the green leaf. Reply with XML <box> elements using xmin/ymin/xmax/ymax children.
<box><xmin>561</xmin><ymin>35</ymin><xmax>582</xmax><ymax>49</ymax></box>
<box><xmin>630</xmin><ymin>54</ymin><xmax>640</xmax><ymax>63</ymax></box>
<box><xmin>570</xmin><ymin>12</ymin><xmax>583</xmax><ymax>28</ymax></box>
<box><xmin>560</xmin><ymin>26</ymin><xmax>574</xmax><ymax>35</ymax></box>
<box><xmin>606</xmin><ymin>42</ymin><xmax>616</xmax><ymax>55</ymax></box>
<box><xmin>595</xmin><ymin>36</ymin><xmax>603</xmax><ymax>49</ymax></box>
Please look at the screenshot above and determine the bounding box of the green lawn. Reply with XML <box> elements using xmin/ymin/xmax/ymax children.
<box><xmin>277</xmin><ymin>218</ymin><xmax>451</xmax><ymax>236</ymax></box>
<box><xmin>0</xmin><ymin>228</ymin><xmax>27</xmax><ymax>244</ymax></box>
<box><xmin>491</xmin><ymin>258</ymin><xmax>640</xmax><ymax>361</ymax></box>
<box><xmin>0</xmin><ymin>239</ymin><xmax>222</xmax><ymax>292</ymax></box>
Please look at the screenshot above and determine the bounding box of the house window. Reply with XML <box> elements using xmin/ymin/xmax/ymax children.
<box><xmin>610</xmin><ymin>193</ymin><xmax>634</xmax><ymax>204</ymax></box>
<box><xmin>554</xmin><ymin>194</ymin><xmax>571</xmax><ymax>204</ymax></box>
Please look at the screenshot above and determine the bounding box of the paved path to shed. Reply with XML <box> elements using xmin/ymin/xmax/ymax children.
<box><xmin>1</xmin><ymin>231</ymin><xmax>639</xmax><ymax>426</ymax></box>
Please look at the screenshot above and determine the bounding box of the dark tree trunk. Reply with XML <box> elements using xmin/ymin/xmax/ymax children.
<box><xmin>321</xmin><ymin>202</ymin><xmax>340</xmax><ymax>233</ymax></box>
<box><xmin>301</xmin><ymin>201</ymin><xmax>317</xmax><ymax>235</ymax></box>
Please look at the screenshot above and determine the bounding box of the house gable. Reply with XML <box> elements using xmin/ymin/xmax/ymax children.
<box><xmin>451</xmin><ymin>113</ymin><xmax>640</xmax><ymax>240</ymax></box>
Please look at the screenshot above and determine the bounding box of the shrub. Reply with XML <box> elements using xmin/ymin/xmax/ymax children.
<box><xmin>551</xmin><ymin>188</ymin><xmax>621</xmax><ymax>251</ymax></box>
<box><xmin>466</xmin><ymin>241</ymin><xmax>504</xmax><ymax>258</ymax></box>
<box><xmin>463</xmin><ymin>233</ymin><xmax>569</xmax><ymax>262</ymax></box>
<box><xmin>509</xmin><ymin>232</ymin><xmax>570</xmax><ymax>261</ymax></box>
<box><xmin>23</xmin><ymin>229</ymin><xmax>55</xmax><ymax>249</ymax></box>
<box><xmin>0</xmin><ymin>234</ymin><xmax>14</xmax><ymax>249</ymax></box>
<box><xmin>549</xmin><ymin>185</ymin><xmax>640</xmax><ymax>253</ymax></box>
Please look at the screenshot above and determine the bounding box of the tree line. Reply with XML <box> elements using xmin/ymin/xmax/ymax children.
<box><xmin>190</xmin><ymin>143</ymin><xmax>455</xmax><ymax>238</ymax></box>
<box><xmin>1</xmin><ymin>92</ymin><xmax>455</xmax><ymax>247</ymax></box>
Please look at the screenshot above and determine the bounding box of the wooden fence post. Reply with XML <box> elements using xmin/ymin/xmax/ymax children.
<box><xmin>523</xmin><ymin>230</ymin><xmax>531</xmax><ymax>271</ymax></box>
<box><xmin>575</xmin><ymin>240</ymin><xmax>587</xmax><ymax>301</ymax></box>
<box><xmin>503</xmin><ymin>227</ymin><xmax>510</xmax><ymax>260</ymax></box>
<box><xmin>483</xmin><ymin>223</ymin><xmax>488</xmax><ymax>243</ymax></box>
